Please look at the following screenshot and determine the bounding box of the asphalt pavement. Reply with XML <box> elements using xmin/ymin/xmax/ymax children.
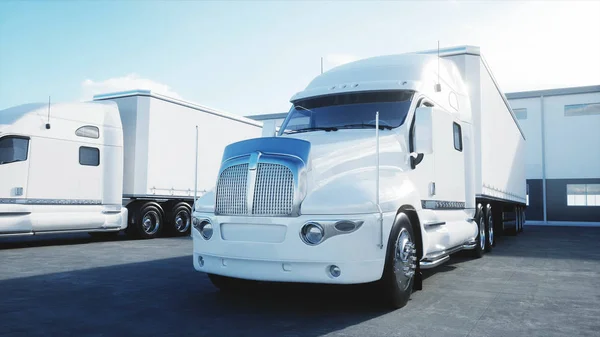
<box><xmin>1</xmin><ymin>225</ymin><xmax>599</xmax><ymax>337</ymax></box>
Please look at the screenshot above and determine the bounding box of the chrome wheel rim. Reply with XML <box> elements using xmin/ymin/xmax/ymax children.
<box><xmin>488</xmin><ymin>213</ymin><xmax>494</xmax><ymax>246</ymax></box>
<box><xmin>174</xmin><ymin>210</ymin><xmax>190</xmax><ymax>232</ymax></box>
<box><xmin>142</xmin><ymin>211</ymin><xmax>160</xmax><ymax>235</ymax></box>
<box><xmin>393</xmin><ymin>228</ymin><xmax>416</xmax><ymax>291</ymax></box>
<box><xmin>479</xmin><ymin>213</ymin><xmax>485</xmax><ymax>251</ymax></box>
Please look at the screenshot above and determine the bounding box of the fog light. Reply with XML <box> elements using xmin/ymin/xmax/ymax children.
<box><xmin>329</xmin><ymin>265</ymin><xmax>341</xmax><ymax>278</ymax></box>
<box><xmin>300</xmin><ymin>222</ymin><xmax>324</xmax><ymax>245</ymax></box>
<box><xmin>197</xmin><ymin>255</ymin><xmax>204</xmax><ymax>267</ymax></box>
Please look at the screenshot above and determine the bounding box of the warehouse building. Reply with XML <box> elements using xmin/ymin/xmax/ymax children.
<box><xmin>506</xmin><ymin>85</ymin><xmax>600</xmax><ymax>226</ymax></box>
<box><xmin>247</xmin><ymin>85</ymin><xmax>600</xmax><ymax>226</ymax></box>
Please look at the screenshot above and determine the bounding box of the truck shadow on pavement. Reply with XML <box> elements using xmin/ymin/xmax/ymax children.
<box><xmin>3</xmin><ymin>226</ymin><xmax>600</xmax><ymax>336</ymax></box>
<box><xmin>0</xmin><ymin>255</ymin><xmax>393</xmax><ymax>337</ymax></box>
<box><xmin>0</xmin><ymin>232</ymin><xmax>185</xmax><ymax>251</ymax></box>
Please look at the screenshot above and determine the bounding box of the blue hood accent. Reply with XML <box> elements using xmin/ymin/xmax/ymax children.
<box><xmin>221</xmin><ymin>137</ymin><xmax>311</xmax><ymax>164</ymax></box>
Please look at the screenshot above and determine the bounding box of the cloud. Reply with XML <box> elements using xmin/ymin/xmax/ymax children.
<box><xmin>325</xmin><ymin>54</ymin><xmax>359</xmax><ymax>69</ymax></box>
<box><xmin>81</xmin><ymin>73</ymin><xmax>182</xmax><ymax>101</ymax></box>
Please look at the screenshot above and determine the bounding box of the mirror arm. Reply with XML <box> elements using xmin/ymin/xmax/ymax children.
<box><xmin>409</xmin><ymin>152</ymin><xmax>425</xmax><ymax>167</ymax></box>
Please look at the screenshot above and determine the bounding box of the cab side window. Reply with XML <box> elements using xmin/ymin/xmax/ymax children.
<box><xmin>0</xmin><ymin>136</ymin><xmax>29</xmax><ymax>165</ymax></box>
<box><xmin>79</xmin><ymin>146</ymin><xmax>100</xmax><ymax>166</ymax></box>
<box><xmin>453</xmin><ymin>122</ymin><xmax>463</xmax><ymax>151</ymax></box>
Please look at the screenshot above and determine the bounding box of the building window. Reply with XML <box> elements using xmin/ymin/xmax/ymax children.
<box><xmin>567</xmin><ymin>184</ymin><xmax>600</xmax><ymax>206</ymax></box>
<box><xmin>75</xmin><ymin>125</ymin><xmax>100</xmax><ymax>139</ymax></box>
<box><xmin>0</xmin><ymin>136</ymin><xmax>29</xmax><ymax>165</ymax></box>
<box><xmin>564</xmin><ymin>102</ymin><xmax>600</xmax><ymax>117</ymax></box>
<box><xmin>79</xmin><ymin>146</ymin><xmax>100</xmax><ymax>166</ymax></box>
<box><xmin>453</xmin><ymin>122</ymin><xmax>462</xmax><ymax>151</ymax></box>
<box><xmin>513</xmin><ymin>108</ymin><xmax>527</xmax><ymax>120</ymax></box>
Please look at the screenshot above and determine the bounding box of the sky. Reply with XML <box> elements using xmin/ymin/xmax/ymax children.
<box><xmin>0</xmin><ymin>0</ymin><xmax>599</xmax><ymax>116</ymax></box>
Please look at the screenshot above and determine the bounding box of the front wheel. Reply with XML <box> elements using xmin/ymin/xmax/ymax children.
<box><xmin>377</xmin><ymin>213</ymin><xmax>417</xmax><ymax>309</ymax></box>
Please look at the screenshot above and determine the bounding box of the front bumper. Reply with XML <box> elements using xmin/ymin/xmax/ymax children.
<box><xmin>191</xmin><ymin>211</ymin><xmax>397</xmax><ymax>284</ymax></box>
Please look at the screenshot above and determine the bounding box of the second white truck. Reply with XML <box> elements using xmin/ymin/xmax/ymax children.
<box><xmin>191</xmin><ymin>45</ymin><xmax>526</xmax><ymax>309</ymax></box>
<box><xmin>0</xmin><ymin>90</ymin><xmax>262</xmax><ymax>240</ymax></box>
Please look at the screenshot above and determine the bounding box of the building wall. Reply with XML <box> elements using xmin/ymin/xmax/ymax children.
<box><xmin>508</xmin><ymin>88</ymin><xmax>600</xmax><ymax>224</ymax></box>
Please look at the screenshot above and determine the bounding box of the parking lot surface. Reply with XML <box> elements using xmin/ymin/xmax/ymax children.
<box><xmin>1</xmin><ymin>225</ymin><xmax>599</xmax><ymax>337</ymax></box>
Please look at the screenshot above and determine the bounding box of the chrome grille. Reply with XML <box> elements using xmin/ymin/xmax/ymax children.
<box><xmin>252</xmin><ymin>163</ymin><xmax>294</xmax><ymax>216</ymax></box>
<box><xmin>215</xmin><ymin>163</ymin><xmax>249</xmax><ymax>215</ymax></box>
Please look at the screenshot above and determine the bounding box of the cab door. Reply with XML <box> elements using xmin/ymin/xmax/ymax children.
<box><xmin>0</xmin><ymin>135</ymin><xmax>32</xmax><ymax>234</ymax></box>
<box><xmin>430</xmin><ymin>109</ymin><xmax>468</xmax><ymax>249</ymax></box>
<box><xmin>432</xmin><ymin>111</ymin><xmax>466</xmax><ymax>205</ymax></box>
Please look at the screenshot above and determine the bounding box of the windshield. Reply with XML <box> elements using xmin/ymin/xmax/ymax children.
<box><xmin>279</xmin><ymin>90</ymin><xmax>414</xmax><ymax>135</ymax></box>
<box><xmin>0</xmin><ymin>136</ymin><xmax>29</xmax><ymax>165</ymax></box>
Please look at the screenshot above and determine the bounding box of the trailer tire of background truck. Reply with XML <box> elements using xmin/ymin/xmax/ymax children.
<box><xmin>377</xmin><ymin>212</ymin><xmax>418</xmax><ymax>309</ymax></box>
<box><xmin>471</xmin><ymin>203</ymin><xmax>486</xmax><ymax>258</ymax></box>
<box><xmin>126</xmin><ymin>201</ymin><xmax>164</xmax><ymax>239</ymax></box>
<box><xmin>484</xmin><ymin>204</ymin><xmax>494</xmax><ymax>252</ymax></box>
<box><xmin>165</xmin><ymin>202</ymin><xmax>192</xmax><ymax>236</ymax></box>
<box><xmin>518</xmin><ymin>206</ymin><xmax>525</xmax><ymax>233</ymax></box>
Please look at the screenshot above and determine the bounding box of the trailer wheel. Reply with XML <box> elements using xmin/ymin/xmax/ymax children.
<box><xmin>167</xmin><ymin>202</ymin><xmax>192</xmax><ymax>236</ymax></box>
<box><xmin>471</xmin><ymin>203</ymin><xmax>485</xmax><ymax>258</ymax></box>
<box><xmin>515</xmin><ymin>207</ymin><xmax>520</xmax><ymax>234</ymax></box>
<box><xmin>515</xmin><ymin>206</ymin><xmax>521</xmax><ymax>235</ymax></box>
<box><xmin>129</xmin><ymin>203</ymin><xmax>164</xmax><ymax>239</ymax></box>
<box><xmin>519</xmin><ymin>207</ymin><xmax>525</xmax><ymax>233</ymax></box>
<box><xmin>377</xmin><ymin>212</ymin><xmax>417</xmax><ymax>309</ymax></box>
<box><xmin>484</xmin><ymin>204</ymin><xmax>494</xmax><ymax>252</ymax></box>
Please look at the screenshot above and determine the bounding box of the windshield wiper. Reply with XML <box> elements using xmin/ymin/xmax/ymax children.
<box><xmin>286</xmin><ymin>126</ymin><xmax>338</xmax><ymax>134</ymax></box>
<box><xmin>338</xmin><ymin>123</ymin><xmax>393</xmax><ymax>130</ymax></box>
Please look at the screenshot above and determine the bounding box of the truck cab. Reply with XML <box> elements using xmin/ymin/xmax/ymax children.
<box><xmin>0</xmin><ymin>101</ymin><xmax>128</xmax><ymax>238</ymax></box>
<box><xmin>192</xmin><ymin>46</ymin><xmax>524</xmax><ymax>309</ymax></box>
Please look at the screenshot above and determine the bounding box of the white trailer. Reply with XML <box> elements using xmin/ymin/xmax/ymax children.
<box><xmin>190</xmin><ymin>45</ymin><xmax>526</xmax><ymax>309</ymax></box>
<box><xmin>0</xmin><ymin>90</ymin><xmax>262</xmax><ymax>240</ymax></box>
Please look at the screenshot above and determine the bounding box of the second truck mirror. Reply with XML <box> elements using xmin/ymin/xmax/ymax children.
<box><xmin>414</xmin><ymin>107</ymin><xmax>433</xmax><ymax>154</ymax></box>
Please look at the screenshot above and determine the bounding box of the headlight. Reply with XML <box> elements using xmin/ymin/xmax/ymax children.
<box><xmin>300</xmin><ymin>222</ymin><xmax>324</xmax><ymax>245</ymax></box>
<box><xmin>200</xmin><ymin>222</ymin><xmax>213</xmax><ymax>240</ymax></box>
<box><xmin>193</xmin><ymin>218</ymin><xmax>213</xmax><ymax>240</ymax></box>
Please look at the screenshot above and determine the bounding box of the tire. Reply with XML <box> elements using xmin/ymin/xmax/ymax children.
<box><xmin>377</xmin><ymin>213</ymin><xmax>417</xmax><ymax>309</ymax></box>
<box><xmin>167</xmin><ymin>202</ymin><xmax>192</xmax><ymax>236</ymax></box>
<box><xmin>518</xmin><ymin>207</ymin><xmax>525</xmax><ymax>233</ymax></box>
<box><xmin>471</xmin><ymin>203</ymin><xmax>485</xmax><ymax>258</ymax></box>
<box><xmin>504</xmin><ymin>208</ymin><xmax>518</xmax><ymax>236</ymax></box>
<box><xmin>128</xmin><ymin>203</ymin><xmax>164</xmax><ymax>239</ymax></box>
<box><xmin>515</xmin><ymin>207</ymin><xmax>521</xmax><ymax>235</ymax></box>
<box><xmin>484</xmin><ymin>204</ymin><xmax>494</xmax><ymax>252</ymax></box>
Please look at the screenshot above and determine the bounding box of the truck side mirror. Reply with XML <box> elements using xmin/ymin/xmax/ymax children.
<box><xmin>414</xmin><ymin>106</ymin><xmax>433</xmax><ymax>155</ymax></box>
<box><xmin>261</xmin><ymin>120</ymin><xmax>277</xmax><ymax>137</ymax></box>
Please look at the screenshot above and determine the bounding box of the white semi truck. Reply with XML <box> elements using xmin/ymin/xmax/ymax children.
<box><xmin>191</xmin><ymin>45</ymin><xmax>526</xmax><ymax>309</ymax></box>
<box><xmin>0</xmin><ymin>90</ymin><xmax>262</xmax><ymax>240</ymax></box>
